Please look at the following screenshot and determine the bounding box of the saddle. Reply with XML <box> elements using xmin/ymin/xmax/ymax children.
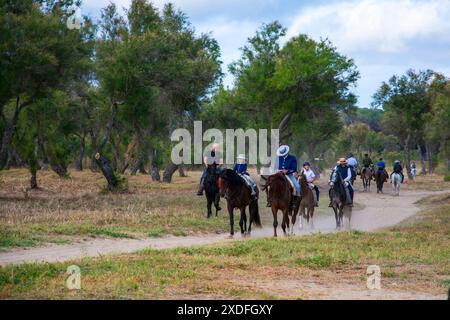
<box><xmin>285</xmin><ymin>176</ymin><xmax>296</xmax><ymax>196</ymax></box>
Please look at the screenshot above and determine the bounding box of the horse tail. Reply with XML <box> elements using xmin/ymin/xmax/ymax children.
<box><xmin>250</xmin><ymin>200</ymin><xmax>262</xmax><ymax>227</ymax></box>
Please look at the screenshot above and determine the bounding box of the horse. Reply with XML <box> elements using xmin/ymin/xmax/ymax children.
<box><xmin>329</xmin><ymin>170</ymin><xmax>352</xmax><ymax>230</ymax></box>
<box><xmin>296</xmin><ymin>170</ymin><xmax>315</xmax><ymax>230</ymax></box>
<box><xmin>219</xmin><ymin>169</ymin><xmax>261</xmax><ymax>237</ymax></box>
<box><xmin>204</xmin><ymin>163</ymin><xmax>221</xmax><ymax>218</ymax></box>
<box><xmin>262</xmin><ymin>172</ymin><xmax>299</xmax><ymax>237</ymax></box>
<box><xmin>374</xmin><ymin>169</ymin><xmax>388</xmax><ymax>193</ymax></box>
<box><xmin>391</xmin><ymin>172</ymin><xmax>401</xmax><ymax>196</ymax></box>
<box><xmin>361</xmin><ymin>165</ymin><xmax>374</xmax><ymax>192</ymax></box>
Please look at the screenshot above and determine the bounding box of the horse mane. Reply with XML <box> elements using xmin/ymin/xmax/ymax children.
<box><xmin>221</xmin><ymin>168</ymin><xmax>244</xmax><ymax>185</ymax></box>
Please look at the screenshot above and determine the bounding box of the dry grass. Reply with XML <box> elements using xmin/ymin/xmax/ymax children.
<box><xmin>0</xmin><ymin>192</ymin><xmax>448</xmax><ymax>299</ymax></box>
<box><xmin>0</xmin><ymin>169</ymin><xmax>230</xmax><ymax>248</ymax></box>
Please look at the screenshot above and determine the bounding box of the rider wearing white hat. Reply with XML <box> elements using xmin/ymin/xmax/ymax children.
<box><xmin>276</xmin><ymin>145</ymin><xmax>301</xmax><ymax>209</ymax></box>
<box><xmin>234</xmin><ymin>154</ymin><xmax>257</xmax><ymax>198</ymax></box>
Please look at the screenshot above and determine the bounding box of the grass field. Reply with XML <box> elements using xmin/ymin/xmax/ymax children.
<box><xmin>0</xmin><ymin>168</ymin><xmax>350</xmax><ymax>249</ymax></box>
<box><xmin>0</xmin><ymin>192</ymin><xmax>448</xmax><ymax>299</ymax></box>
<box><xmin>0</xmin><ymin>169</ymin><xmax>233</xmax><ymax>249</ymax></box>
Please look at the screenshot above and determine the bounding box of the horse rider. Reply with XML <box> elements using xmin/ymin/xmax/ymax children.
<box><xmin>274</xmin><ymin>145</ymin><xmax>301</xmax><ymax>210</ymax></box>
<box><xmin>196</xmin><ymin>143</ymin><xmax>223</xmax><ymax>196</ymax></box>
<box><xmin>391</xmin><ymin>160</ymin><xmax>404</xmax><ymax>183</ymax></box>
<box><xmin>234</xmin><ymin>154</ymin><xmax>258</xmax><ymax>199</ymax></box>
<box><xmin>410</xmin><ymin>161</ymin><xmax>417</xmax><ymax>177</ymax></box>
<box><xmin>329</xmin><ymin>158</ymin><xmax>354</xmax><ymax>206</ymax></box>
<box><xmin>303</xmin><ymin>161</ymin><xmax>319</xmax><ymax>207</ymax></box>
<box><xmin>362</xmin><ymin>153</ymin><xmax>373</xmax><ymax>171</ymax></box>
<box><xmin>376</xmin><ymin>157</ymin><xmax>387</xmax><ymax>176</ymax></box>
<box><xmin>346</xmin><ymin>153</ymin><xmax>358</xmax><ymax>183</ymax></box>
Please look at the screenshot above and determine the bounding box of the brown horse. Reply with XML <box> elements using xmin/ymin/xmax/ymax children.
<box><xmin>296</xmin><ymin>170</ymin><xmax>315</xmax><ymax>230</ymax></box>
<box><xmin>375</xmin><ymin>169</ymin><xmax>388</xmax><ymax>193</ymax></box>
<box><xmin>262</xmin><ymin>172</ymin><xmax>298</xmax><ymax>237</ymax></box>
<box><xmin>219</xmin><ymin>169</ymin><xmax>261</xmax><ymax>237</ymax></box>
<box><xmin>361</xmin><ymin>165</ymin><xmax>374</xmax><ymax>192</ymax></box>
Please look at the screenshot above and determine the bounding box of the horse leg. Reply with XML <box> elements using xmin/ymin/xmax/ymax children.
<box><xmin>228</xmin><ymin>206</ymin><xmax>234</xmax><ymax>237</ymax></box>
<box><xmin>242</xmin><ymin>208</ymin><xmax>248</xmax><ymax>236</ymax></box>
<box><xmin>281</xmin><ymin>210</ymin><xmax>288</xmax><ymax>236</ymax></box>
<box><xmin>272</xmin><ymin>207</ymin><xmax>278</xmax><ymax>237</ymax></box>
<box><xmin>333</xmin><ymin>206</ymin><xmax>339</xmax><ymax>229</ymax></box>
<box><xmin>310</xmin><ymin>207</ymin><xmax>315</xmax><ymax>230</ymax></box>
<box><xmin>214</xmin><ymin>193</ymin><xmax>221</xmax><ymax>216</ymax></box>
<box><xmin>239</xmin><ymin>208</ymin><xmax>245</xmax><ymax>236</ymax></box>
<box><xmin>290</xmin><ymin>208</ymin><xmax>297</xmax><ymax>235</ymax></box>
<box><xmin>298</xmin><ymin>207</ymin><xmax>304</xmax><ymax>230</ymax></box>
<box><xmin>207</xmin><ymin>197</ymin><xmax>212</xmax><ymax>218</ymax></box>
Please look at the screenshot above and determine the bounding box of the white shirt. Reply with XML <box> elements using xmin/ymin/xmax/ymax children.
<box><xmin>347</xmin><ymin>157</ymin><xmax>358</xmax><ymax>167</ymax></box>
<box><xmin>304</xmin><ymin>169</ymin><xmax>316</xmax><ymax>183</ymax></box>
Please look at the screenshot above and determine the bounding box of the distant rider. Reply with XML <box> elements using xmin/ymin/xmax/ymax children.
<box><xmin>329</xmin><ymin>158</ymin><xmax>354</xmax><ymax>207</ymax></box>
<box><xmin>390</xmin><ymin>160</ymin><xmax>404</xmax><ymax>183</ymax></box>
<box><xmin>197</xmin><ymin>143</ymin><xmax>222</xmax><ymax>196</ymax></box>
<box><xmin>303</xmin><ymin>161</ymin><xmax>319</xmax><ymax>207</ymax></box>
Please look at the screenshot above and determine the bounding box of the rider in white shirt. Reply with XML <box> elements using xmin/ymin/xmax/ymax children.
<box><xmin>303</xmin><ymin>162</ymin><xmax>319</xmax><ymax>207</ymax></box>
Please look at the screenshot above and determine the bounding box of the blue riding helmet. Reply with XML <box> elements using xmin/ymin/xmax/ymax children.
<box><xmin>303</xmin><ymin>161</ymin><xmax>311</xmax><ymax>167</ymax></box>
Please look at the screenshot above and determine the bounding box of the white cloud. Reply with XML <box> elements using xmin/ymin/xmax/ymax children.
<box><xmin>287</xmin><ymin>0</ymin><xmax>450</xmax><ymax>54</ymax></box>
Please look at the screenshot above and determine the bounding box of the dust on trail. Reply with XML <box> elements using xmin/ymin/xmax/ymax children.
<box><xmin>1</xmin><ymin>188</ymin><xmax>448</xmax><ymax>267</ymax></box>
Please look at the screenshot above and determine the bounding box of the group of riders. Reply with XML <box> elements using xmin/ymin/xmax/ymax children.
<box><xmin>196</xmin><ymin>143</ymin><xmax>406</xmax><ymax>210</ymax></box>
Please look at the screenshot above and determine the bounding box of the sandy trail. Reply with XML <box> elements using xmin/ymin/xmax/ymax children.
<box><xmin>1</xmin><ymin>188</ymin><xmax>448</xmax><ymax>267</ymax></box>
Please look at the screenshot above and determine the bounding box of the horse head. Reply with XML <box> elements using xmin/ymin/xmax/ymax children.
<box><xmin>218</xmin><ymin>168</ymin><xmax>242</xmax><ymax>197</ymax></box>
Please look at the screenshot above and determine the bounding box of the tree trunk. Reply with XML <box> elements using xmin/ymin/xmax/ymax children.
<box><xmin>0</xmin><ymin>107</ymin><xmax>20</xmax><ymax>170</ymax></box>
<box><xmin>30</xmin><ymin>168</ymin><xmax>38</xmax><ymax>189</ymax></box>
<box><xmin>178</xmin><ymin>166</ymin><xmax>186</xmax><ymax>177</ymax></box>
<box><xmin>427</xmin><ymin>144</ymin><xmax>433</xmax><ymax>174</ymax></box>
<box><xmin>420</xmin><ymin>144</ymin><xmax>427</xmax><ymax>175</ymax></box>
<box><xmin>404</xmin><ymin>134</ymin><xmax>413</xmax><ymax>180</ymax></box>
<box><xmin>75</xmin><ymin>135</ymin><xmax>86</xmax><ymax>171</ymax></box>
<box><xmin>148</xmin><ymin>149</ymin><xmax>160</xmax><ymax>181</ymax></box>
<box><xmin>95</xmin><ymin>153</ymin><xmax>119</xmax><ymax>190</ymax></box>
<box><xmin>151</xmin><ymin>167</ymin><xmax>160</xmax><ymax>181</ymax></box>
<box><xmin>89</xmin><ymin>129</ymin><xmax>98</xmax><ymax>171</ymax></box>
<box><xmin>121</xmin><ymin>134</ymin><xmax>139</xmax><ymax>174</ymax></box>
<box><xmin>278</xmin><ymin>113</ymin><xmax>291</xmax><ymax>145</ymax></box>
<box><xmin>49</xmin><ymin>162</ymin><xmax>68</xmax><ymax>178</ymax></box>
<box><xmin>163</xmin><ymin>164</ymin><xmax>178</xmax><ymax>183</ymax></box>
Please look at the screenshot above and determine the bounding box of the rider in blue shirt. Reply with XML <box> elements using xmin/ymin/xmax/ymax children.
<box><xmin>234</xmin><ymin>154</ymin><xmax>257</xmax><ymax>198</ymax></box>
<box><xmin>377</xmin><ymin>158</ymin><xmax>386</xmax><ymax>172</ymax></box>
<box><xmin>277</xmin><ymin>145</ymin><xmax>301</xmax><ymax>210</ymax></box>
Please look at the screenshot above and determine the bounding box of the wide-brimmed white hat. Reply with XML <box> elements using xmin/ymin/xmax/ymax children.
<box><xmin>277</xmin><ymin>145</ymin><xmax>290</xmax><ymax>157</ymax></box>
<box><xmin>237</xmin><ymin>154</ymin><xmax>246</xmax><ymax>160</ymax></box>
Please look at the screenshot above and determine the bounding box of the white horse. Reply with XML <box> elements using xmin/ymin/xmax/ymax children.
<box><xmin>392</xmin><ymin>173</ymin><xmax>402</xmax><ymax>196</ymax></box>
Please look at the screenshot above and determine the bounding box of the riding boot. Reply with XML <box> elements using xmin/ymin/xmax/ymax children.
<box><xmin>196</xmin><ymin>183</ymin><xmax>204</xmax><ymax>196</ymax></box>
<box><xmin>290</xmin><ymin>196</ymin><xmax>300</xmax><ymax>210</ymax></box>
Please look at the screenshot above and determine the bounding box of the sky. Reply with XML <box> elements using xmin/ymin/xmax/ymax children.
<box><xmin>81</xmin><ymin>0</ymin><xmax>450</xmax><ymax>108</ymax></box>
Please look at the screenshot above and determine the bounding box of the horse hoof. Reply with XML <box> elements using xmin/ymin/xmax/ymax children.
<box><xmin>226</xmin><ymin>234</ymin><xmax>234</xmax><ymax>239</ymax></box>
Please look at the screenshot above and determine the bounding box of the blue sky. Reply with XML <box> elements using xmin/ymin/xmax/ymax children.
<box><xmin>81</xmin><ymin>0</ymin><xmax>450</xmax><ymax>108</ymax></box>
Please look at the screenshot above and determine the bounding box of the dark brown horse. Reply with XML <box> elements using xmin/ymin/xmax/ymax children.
<box><xmin>375</xmin><ymin>169</ymin><xmax>388</xmax><ymax>193</ymax></box>
<box><xmin>262</xmin><ymin>172</ymin><xmax>298</xmax><ymax>237</ymax></box>
<box><xmin>219</xmin><ymin>169</ymin><xmax>261</xmax><ymax>237</ymax></box>
<box><xmin>296</xmin><ymin>170</ymin><xmax>315</xmax><ymax>230</ymax></box>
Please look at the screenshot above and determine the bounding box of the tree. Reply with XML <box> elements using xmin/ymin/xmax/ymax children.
<box><xmin>373</xmin><ymin>69</ymin><xmax>434</xmax><ymax>179</ymax></box>
<box><xmin>271</xmin><ymin>35</ymin><xmax>359</xmax><ymax>164</ymax></box>
<box><xmin>0</xmin><ymin>0</ymin><xmax>91</xmax><ymax>169</ymax></box>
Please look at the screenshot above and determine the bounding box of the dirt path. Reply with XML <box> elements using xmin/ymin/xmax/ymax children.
<box><xmin>1</xmin><ymin>188</ymin><xmax>448</xmax><ymax>267</ymax></box>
